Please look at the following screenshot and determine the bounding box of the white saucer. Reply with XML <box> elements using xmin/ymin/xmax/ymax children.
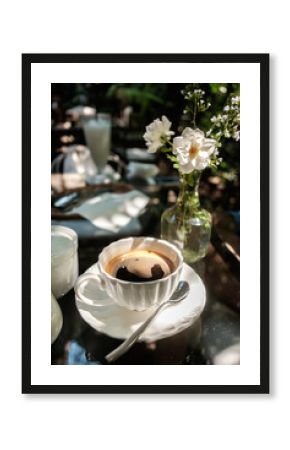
<box><xmin>75</xmin><ymin>263</ymin><xmax>206</xmax><ymax>342</ymax></box>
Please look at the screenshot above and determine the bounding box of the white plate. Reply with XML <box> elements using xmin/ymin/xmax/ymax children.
<box><xmin>75</xmin><ymin>262</ymin><xmax>206</xmax><ymax>342</ymax></box>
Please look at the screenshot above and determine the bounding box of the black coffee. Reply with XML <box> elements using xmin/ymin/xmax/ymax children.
<box><xmin>105</xmin><ymin>249</ymin><xmax>174</xmax><ymax>283</ymax></box>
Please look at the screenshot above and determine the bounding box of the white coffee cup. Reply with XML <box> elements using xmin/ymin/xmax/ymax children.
<box><xmin>74</xmin><ymin>237</ymin><xmax>183</xmax><ymax>311</ymax></box>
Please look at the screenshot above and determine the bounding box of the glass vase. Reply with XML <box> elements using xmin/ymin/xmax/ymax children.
<box><xmin>161</xmin><ymin>171</ymin><xmax>212</xmax><ymax>263</ymax></box>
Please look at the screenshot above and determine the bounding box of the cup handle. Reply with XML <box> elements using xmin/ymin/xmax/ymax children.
<box><xmin>74</xmin><ymin>271</ymin><xmax>106</xmax><ymax>302</ymax></box>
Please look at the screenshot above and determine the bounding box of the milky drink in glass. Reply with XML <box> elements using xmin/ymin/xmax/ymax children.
<box><xmin>83</xmin><ymin>114</ymin><xmax>111</xmax><ymax>173</ymax></box>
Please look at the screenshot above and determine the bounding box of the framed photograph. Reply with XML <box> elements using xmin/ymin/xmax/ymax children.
<box><xmin>22</xmin><ymin>53</ymin><xmax>269</xmax><ymax>394</ymax></box>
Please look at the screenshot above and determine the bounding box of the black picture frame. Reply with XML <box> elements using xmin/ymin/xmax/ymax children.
<box><xmin>22</xmin><ymin>53</ymin><xmax>269</xmax><ymax>394</ymax></box>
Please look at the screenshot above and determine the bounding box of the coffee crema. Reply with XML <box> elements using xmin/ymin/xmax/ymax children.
<box><xmin>105</xmin><ymin>249</ymin><xmax>175</xmax><ymax>282</ymax></box>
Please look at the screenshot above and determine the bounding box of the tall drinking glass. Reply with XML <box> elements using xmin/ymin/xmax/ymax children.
<box><xmin>83</xmin><ymin>113</ymin><xmax>111</xmax><ymax>182</ymax></box>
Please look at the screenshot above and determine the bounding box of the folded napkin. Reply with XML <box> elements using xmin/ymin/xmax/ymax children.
<box><xmin>69</xmin><ymin>190</ymin><xmax>149</xmax><ymax>233</ymax></box>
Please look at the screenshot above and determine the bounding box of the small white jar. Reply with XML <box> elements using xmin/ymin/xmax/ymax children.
<box><xmin>51</xmin><ymin>225</ymin><xmax>79</xmax><ymax>298</ymax></box>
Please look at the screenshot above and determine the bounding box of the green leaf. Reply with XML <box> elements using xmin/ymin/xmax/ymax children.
<box><xmin>166</xmin><ymin>154</ymin><xmax>178</xmax><ymax>162</ymax></box>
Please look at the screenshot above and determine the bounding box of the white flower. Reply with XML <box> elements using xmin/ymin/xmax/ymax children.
<box><xmin>143</xmin><ymin>116</ymin><xmax>174</xmax><ymax>153</ymax></box>
<box><xmin>173</xmin><ymin>128</ymin><xmax>216</xmax><ymax>173</ymax></box>
<box><xmin>232</xmin><ymin>96</ymin><xmax>240</xmax><ymax>104</ymax></box>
